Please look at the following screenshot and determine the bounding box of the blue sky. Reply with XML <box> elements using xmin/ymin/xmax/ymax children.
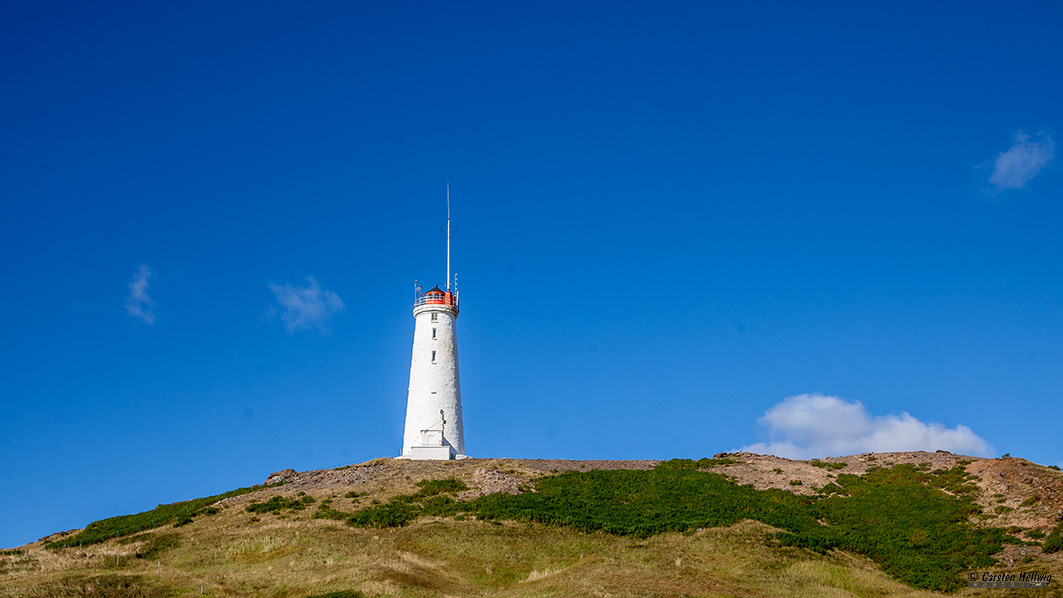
<box><xmin>2</xmin><ymin>1</ymin><xmax>1060</xmax><ymax>547</ymax></box>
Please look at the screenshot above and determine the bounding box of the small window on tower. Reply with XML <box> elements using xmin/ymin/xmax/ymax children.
<box><xmin>431</xmin><ymin>313</ymin><xmax>438</xmax><ymax>322</ymax></box>
<box><xmin>432</xmin><ymin>328</ymin><xmax>437</xmax><ymax>339</ymax></box>
<box><xmin>431</xmin><ymin>351</ymin><xmax>436</xmax><ymax>363</ymax></box>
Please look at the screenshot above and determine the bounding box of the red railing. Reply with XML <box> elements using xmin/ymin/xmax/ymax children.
<box><xmin>414</xmin><ymin>292</ymin><xmax>459</xmax><ymax>309</ymax></box>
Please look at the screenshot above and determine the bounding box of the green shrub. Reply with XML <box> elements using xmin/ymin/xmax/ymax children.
<box><xmin>1028</xmin><ymin>530</ymin><xmax>1046</xmax><ymax>539</ymax></box>
<box><xmin>924</xmin><ymin>467</ymin><xmax>982</xmax><ymax>496</ymax></box>
<box><xmin>810</xmin><ymin>460</ymin><xmax>848</xmax><ymax>471</ymax></box>
<box><xmin>312</xmin><ymin>498</ymin><xmax>349</xmax><ymax>521</ymax></box>
<box><xmin>1020</xmin><ymin>496</ymin><xmax>1040</xmax><ymax>507</ymax></box>
<box><xmin>462</xmin><ymin>469</ymin><xmax>822</xmax><ymax>538</ymax></box>
<box><xmin>817</xmin><ymin>482</ymin><xmax>844</xmax><ymax>495</ymax></box>
<box><xmin>47</xmin><ymin>485</ymin><xmax>263</xmax><ymax>548</ymax></box>
<box><xmin>345</xmin><ymin>464</ymin><xmax>1004</xmax><ymax>592</ymax></box>
<box><xmin>797</xmin><ymin>465</ymin><xmax>1004</xmax><ymax>591</ymax></box>
<box><xmin>246</xmin><ymin>494</ymin><xmax>315</xmax><ymax>514</ymax></box>
<box><xmin>346</xmin><ymin>478</ymin><xmax>467</xmax><ymax>528</ymax></box>
<box><xmin>655</xmin><ymin>458</ymin><xmax>737</xmax><ymax>471</ymax></box>
<box><xmin>1042</xmin><ymin>534</ymin><xmax>1063</xmax><ymax>554</ymax></box>
<box><xmin>172</xmin><ymin>516</ymin><xmax>194</xmax><ymax>527</ymax></box>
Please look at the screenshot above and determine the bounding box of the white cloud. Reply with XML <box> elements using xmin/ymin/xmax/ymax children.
<box><xmin>988</xmin><ymin>130</ymin><xmax>1054</xmax><ymax>191</ymax></box>
<box><xmin>125</xmin><ymin>264</ymin><xmax>155</xmax><ymax>324</ymax></box>
<box><xmin>740</xmin><ymin>393</ymin><xmax>994</xmax><ymax>459</ymax></box>
<box><xmin>267</xmin><ymin>276</ymin><xmax>344</xmax><ymax>333</ymax></box>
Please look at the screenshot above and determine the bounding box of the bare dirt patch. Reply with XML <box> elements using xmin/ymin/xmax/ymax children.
<box><xmin>711</xmin><ymin>450</ymin><xmax>982</xmax><ymax>495</ymax></box>
<box><xmin>966</xmin><ymin>456</ymin><xmax>1063</xmax><ymax>532</ymax></box>
<box><xmin>254</xmin><ymin>458</ymin><xmax>659</xmax><ymax>504</ymax></box>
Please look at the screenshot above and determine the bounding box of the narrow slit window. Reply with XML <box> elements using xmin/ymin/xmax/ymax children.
<box><xmin>431</xmin><ymin>313</ymin><xmax>438</xmax><ymax>322</ymax></box>
<box><xmin>431</xmin><ymin>350</ymin><xmax>436</xmax><ymax>363</ymax></box>
<box><xmin>432</xmin><ymin>328</ymin><xmax>437</xmax><ymax>339</ymax></box>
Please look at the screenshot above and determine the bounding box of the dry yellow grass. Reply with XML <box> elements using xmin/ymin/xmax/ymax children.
<box><xmin>0</xmin><ymin>489</ymin><xmax>960</xmax><ymax>598</ymax></box>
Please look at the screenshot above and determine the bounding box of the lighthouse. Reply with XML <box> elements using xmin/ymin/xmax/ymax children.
<box><xmin>399</xmin><ymin>188</ymin><xmax>466</xmax><ymax>460</ymax></box>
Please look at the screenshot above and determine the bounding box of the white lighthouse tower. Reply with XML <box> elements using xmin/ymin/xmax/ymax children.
<box><xmin>400</xmin><ymin>188</ymin><xmax>466</xmax><ymax>460</ymax></box>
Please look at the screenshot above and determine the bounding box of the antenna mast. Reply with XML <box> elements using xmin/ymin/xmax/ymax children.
<box><xmin>446</xmin><ymin>181</ymin><xmax>451</xmax><ymax>292</ymax></box>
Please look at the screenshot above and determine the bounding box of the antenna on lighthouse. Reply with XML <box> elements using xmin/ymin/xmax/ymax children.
<box><xmin>446</xmin><ymin>181</ymin><xmax>451</xmax><ymax>292</ymax></box>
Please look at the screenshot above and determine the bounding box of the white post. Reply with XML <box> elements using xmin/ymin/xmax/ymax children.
<box><xmin>446</xmin><ymin>182</ymin><xmax>451</xmax><ymax>292</ymax></box>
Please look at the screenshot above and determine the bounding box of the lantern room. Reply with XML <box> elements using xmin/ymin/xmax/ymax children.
<box><xmin>413</xmin><ymin>284</ymin><xmax>459</xmax><ymax>314</ymax></box>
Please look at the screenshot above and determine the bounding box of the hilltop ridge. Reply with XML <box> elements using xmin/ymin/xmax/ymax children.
<box><xmin>252</xmin><ymin>450</ymin><xmax>1063</xmax><ymax>538</ymax></box>
<box><xmin>4</xmin><ymin>452</ymin><xmax>1062</xmax><ymax>597</ymax></box>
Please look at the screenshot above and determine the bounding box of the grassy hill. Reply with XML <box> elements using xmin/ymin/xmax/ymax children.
<box><xmin>3</xmin><ymin>453</ymin><xmax>1062</xmax><ymax>597</ymax></box>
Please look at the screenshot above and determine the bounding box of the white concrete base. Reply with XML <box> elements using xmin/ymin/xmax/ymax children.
<box><xmin>407</xmin><ymin>445</ymin><xmax>455</xmax><ymax>460</ymax></box>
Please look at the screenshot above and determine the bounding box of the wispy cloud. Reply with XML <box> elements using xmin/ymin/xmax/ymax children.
<box><xmin>740</xmin><ymin>393</ymin><xmax>994</xmax><ymax>459</ymax></box>
<box><xmin>988</xmin><ymin>130</ymin><xmax>1054</xmax><ymax>191</ymax></box>
<box><xmin>125</xmin><ymin>264</ymin><xmax>155</xmax><ymax>324</ymax></box>
<box><xmin>267</xmin><ymin>276</ymin><xmax>344</xmax><ymax>333</ymax></box>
